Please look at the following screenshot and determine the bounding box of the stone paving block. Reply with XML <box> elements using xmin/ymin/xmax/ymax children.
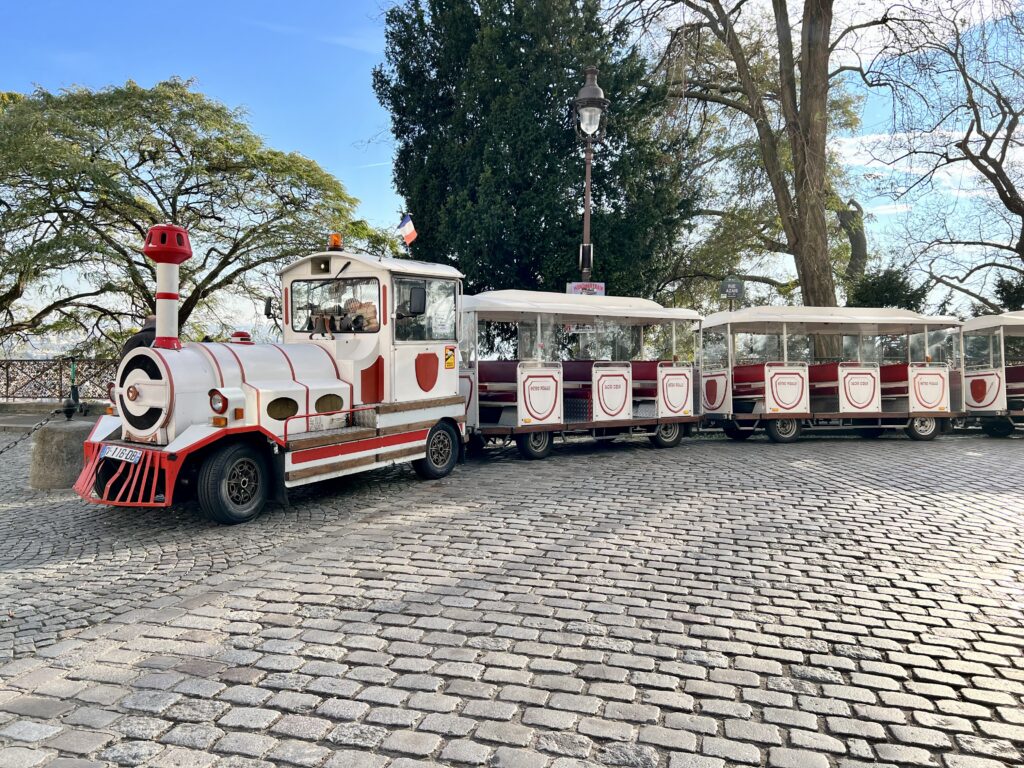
<box><xmin>43</xmin><ymin>728</ymin><xmax>114</xmax><ymax>754</ymax></box>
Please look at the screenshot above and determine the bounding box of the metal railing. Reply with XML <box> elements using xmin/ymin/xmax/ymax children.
<box><xmin>0</xmin><ymin>358</ymin><xmax>117</xmax><ymax>401</ymax></box>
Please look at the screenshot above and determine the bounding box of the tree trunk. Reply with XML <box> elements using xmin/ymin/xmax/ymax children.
<box><xmin>794</xmin><ymin>0</ymin><xmax>838</xmax><ymax>308</ymax></box>
<box><xmin>837</xmin><ymin>199</ymin><xmax>868</xmax><ymax>280</ymax></box>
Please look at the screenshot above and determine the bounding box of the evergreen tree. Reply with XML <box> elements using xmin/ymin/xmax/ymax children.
<box><xmin>846</xmin><ymin>268</ymin><xmax>929</xmax><ymax>312</ymax></box>
<box><xmin>373</xmin><ymin>0</ymin><xmax>697</xmax><ymax>297</ymax></box>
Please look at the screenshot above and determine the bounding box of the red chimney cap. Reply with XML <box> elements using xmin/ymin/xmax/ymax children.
<box><xmin>143</xmin><ymin>224</ymin><xmax>192</xmax><ymax>265</ymax></box>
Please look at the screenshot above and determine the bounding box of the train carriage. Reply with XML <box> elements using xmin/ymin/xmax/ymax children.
<box><xmin>459</xmin><ymin>290</ymin><xmax>701</xmax><ymax>458</ymax></box>
<box><xmin>76</xmin><ymin>227</ymin><xmax>466</xmax><ymax>524</ymax></box>
<box><xmin>701</xmin><ymin>306</ymin><xmax>962</xmax><ymax>442</ymax></box>
<box><xmin>962</xmin><ymin>311</ymin><xmax>1024</xmax><ymax>437</ymax></box>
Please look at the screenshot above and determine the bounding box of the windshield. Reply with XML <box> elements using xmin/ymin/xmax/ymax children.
<box><xmin>291</xmin><ymin>278</ymin><xmax>380</xmax><ymax>334</ymax></box>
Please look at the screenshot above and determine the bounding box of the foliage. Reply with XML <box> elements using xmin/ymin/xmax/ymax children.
<box><xmin>0</xmin><ymin>79</ymin><xmax>378</xmax><ymax>352</ymax></box>
<box><xmin>846</xmin><ymin>268</ymin><xmax>930</xmax><ymax>312</ymax></box>
<box><xmin>373</xmin><ymin>0</ymin><xmax>698</xmax><ymax>298</ymax></box>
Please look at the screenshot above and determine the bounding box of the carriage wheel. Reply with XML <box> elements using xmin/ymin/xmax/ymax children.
<box><xmin>413</xmin><ymin>422</ymin><xmax>460</xmax><ymax>479</ymax></box>
<box><xmin>515</xmin><ymin>430</ymin><xmax>552</xmax><ymax>460</ymax></box>
<box><xmin>904</xmin><ymin>416</ymin><xmax>939</xmax><ymax>441</ymax></box>
<box><xmin>766</xmin><ymin>418</ymin><xmax>802</xmax><ymax>444</ymax></box>
<box><xmin>722</xmin><ymin>422</ymin><xmax>753</xmax><ymax>441</ymax></box>
<box><xmin>198</xmin><ymin>442</ymin><xmax>269</xmax><ymax>525</ymax></box>
<box><xmin>649</xmin><ymin>422</ymin><xmax>682</xmax><ymax>449</ymax></box>
<box><xmin>981</xmin><ymin>418</ymin><xmax>1015</xmax><ymax>438</ymax></box>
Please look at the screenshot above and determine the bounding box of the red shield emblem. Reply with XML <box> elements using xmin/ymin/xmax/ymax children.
<box><xmin>970</xmin><ymin>378</ymin><xmax>988</xmax><ymax>403</ymax></box>
<box><xmin>705</xmin><ymin>378</ymin><xmax>718</xmax><ymax>406</ymax></box>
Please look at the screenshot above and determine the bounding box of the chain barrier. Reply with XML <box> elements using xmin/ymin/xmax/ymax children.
<box><xmin>0</xmin><ymin>410</ymin><xmax>62</xmax><ymax>459</ymax></box>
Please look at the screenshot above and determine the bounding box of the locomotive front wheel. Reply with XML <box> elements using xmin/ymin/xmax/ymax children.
<box><xmin>413</xmin><ymin>422</ymin><xmax>460</xmax><ymax>479</ymax></box>
<box><xmin>904</xmin><ymin>416</ymin><xmax>938</xmax><ymax>441</ymax></box>
<box><xmin>197</xmin><ymin>442</ymin><xmax>269</xmax><ymax>524</ymax></box>
<box><xmin>766</xmin><ymin>418</ymin><xmax>802</xmax><ymax>444</ymax></box>
<box><xmin>981</xmin><ymin>419</ymin><xmax>1015</xmax><ymax>438</ymax></box>
<box><xmin>649</xmin><ymin>422</ymin><xmax>682</xmax><ymax>449</ymax></box>
<box><xmin>515</xmin><ymin>430</ymin><xmax>552</xmax><ymax>460</ymax></box>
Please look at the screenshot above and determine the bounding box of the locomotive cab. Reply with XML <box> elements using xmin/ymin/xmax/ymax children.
<box><xmin>76</xmin><ymin>228</ymin><xmax>465</xmax><ymax>524</ymax></box>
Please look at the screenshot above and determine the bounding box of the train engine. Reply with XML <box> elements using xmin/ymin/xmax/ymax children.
<box><xmin>76</xmin><ymin>225</ymin><xmax>466</xmax><ymax>523</ymax></box>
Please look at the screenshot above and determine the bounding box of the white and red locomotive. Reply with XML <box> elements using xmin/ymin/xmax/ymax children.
<box><xmin>76</xmin><ymin>225</ymin><xmax>466</xmax><ymax>523</ymax></box>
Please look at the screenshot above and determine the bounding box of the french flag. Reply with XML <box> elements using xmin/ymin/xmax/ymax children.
<box><xmin>398</xmin><ymin>214</ymin><xmax>417</xmax><ymax>245</ymax></box>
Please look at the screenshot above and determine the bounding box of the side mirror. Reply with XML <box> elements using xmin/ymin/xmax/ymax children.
<box><xmin>264</xmin><ymin>296</ymin><xmax>277</xmax><ymax>319</ymax></box>
<box><xmin>408</xmin><ymin>286</ymin><xmax>427</xmax><ymax>316</ymax></box>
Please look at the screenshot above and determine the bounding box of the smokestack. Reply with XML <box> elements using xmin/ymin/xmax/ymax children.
<box><xmin>142</xmin><ymin>224</ymin><xmax>193</xmax><ymax>350</ymax></box>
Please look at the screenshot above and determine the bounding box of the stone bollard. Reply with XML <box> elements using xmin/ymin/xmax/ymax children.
<box><xmin>30</xmin><ymin>420</ymin><xmax>94</xmax><ymax>490</ymax></box>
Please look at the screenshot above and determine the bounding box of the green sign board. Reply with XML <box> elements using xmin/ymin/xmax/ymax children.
<box><xmin>719</xmin><ymin>276</ymin><xmax>744</xmax><ymax>300</ymax></box>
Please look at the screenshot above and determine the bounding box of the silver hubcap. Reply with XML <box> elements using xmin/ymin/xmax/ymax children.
<box><xmin>913</xmin><ymin>417</ymin><xmax>935</xmax><ymax>435</ymax></box>
<box><xmin>529</xmin><ymin>433</ymin><xmax>548</xmax><ymax>450</ymax></box>
<box><xmin>659</xmin><ymin>424</ymin><xmax>679</xmax><ymax>440</ymax></box>
<box><xmin>226</xmin><ymin>458</ymin><xmax>259</xmax><ymax>507</ymax></box>
<box><xmin>775</xmin><ymin>420</ymin><xmax>797</xmax><ymax>437</ymax></box>
<box><xmin>429</xmin><ymin>430</ymin><xmax>454</xmax><ymax>467</ymax></box>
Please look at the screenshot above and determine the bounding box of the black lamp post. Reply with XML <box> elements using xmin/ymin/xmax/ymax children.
<box><xmin>573</xmin><ymin>66</ymin><xmax>609</xmax><ymax>283</ymax></box>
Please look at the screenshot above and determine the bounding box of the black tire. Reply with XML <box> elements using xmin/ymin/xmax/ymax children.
<box><xmin>649</xmin><ymin>422</ymin><xmax>682</xmax><ymax>449</ymax></box>
<box><xmin>197</xmin><ymin>442</ymin><xmax>269</xmax><ymax>524</ymax></box>
<box><xmin>904</xmin><ymin>416</ymin><xmax>939</xmax><ymax>441</ymax></box>
<box><xmin>766</xmin><ymin>418</ymin><xmax>802</xmax><ymax>444</ymax></box>
<box><xmin>413</xmin><ymin>421</ymin><xmax>460</xmax><ymax>479</ymax></box>
<box><xmin>859</xmin><ymin>427</ymin><xmax>885</xmax><ymax>439</ymax></box>
<box><xmin>981</xmin><ymin>419</ymin><xmax>1015</xmax><ymax>438</ymax></box>
<box><xmin>515</xmin><ymin>430</ymin><xmax>553</xmax><ymax>460</ymax></box>
<box><xmin>722</xmin><ymin>422</ymin><xmax>754</xmax><ymax>441</ymax></box>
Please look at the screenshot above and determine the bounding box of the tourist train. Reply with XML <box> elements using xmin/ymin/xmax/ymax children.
<box><xmin>75</xmin><ymin>226</ymin><xmax>1003</xmax><ymax>524</ymax></box>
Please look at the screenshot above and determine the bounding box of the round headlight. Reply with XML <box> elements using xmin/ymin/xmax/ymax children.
<box><xmin>210</xmin><ymin>390</ymin><xmax>228</xmax><ymax>414</ymax></box>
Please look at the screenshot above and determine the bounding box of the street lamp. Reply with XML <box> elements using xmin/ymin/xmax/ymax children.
<box><xmin>573</xmin><ymin>66</ymin><xmax>609</xmax><ymax>283</ymax></box>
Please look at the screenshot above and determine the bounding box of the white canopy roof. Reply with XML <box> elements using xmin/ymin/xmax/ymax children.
<box><xmin>963</xmin><ymin>310</ymin><xmax>1024</xmax><ymax>334</ymax></box>
<box><xmin>281</xmin><ymin>250</ymin><xmax>463</xmax><ymax>280</ymax></box>
<box><xmin>703</xmin><ymin>305</ymin><xmax>961</xmax><ymax>334</ymax></box>
<box><xmin>461</xmin><ymin>289</ymin><xmax>701</xmax><ymax>325</ymax></box>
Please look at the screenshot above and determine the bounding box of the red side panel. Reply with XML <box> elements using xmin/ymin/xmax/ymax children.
<box><xmin>733</xmin><ymin>363</ymin><xmax>767</xmax><ymax>384</ymax></box>
<box><xmin>361</xmin><ymin>356</ymin><xmax>385</xmax><ymax>404</ymax></box>
<box><xmin>479</xmin><ymin>360</ymin><xmax>518</xmax><ymax>383</ymax></box>
<box><xmin>415</xmin><ymin>353</ymin><xmax>439</xmax><ymax>393</ymax></box>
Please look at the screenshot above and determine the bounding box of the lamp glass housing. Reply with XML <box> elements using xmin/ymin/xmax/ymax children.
<box><xmin>578</xmin><ymin>106</ymin><xmax>602</xmax><ymax>136</ymax></box>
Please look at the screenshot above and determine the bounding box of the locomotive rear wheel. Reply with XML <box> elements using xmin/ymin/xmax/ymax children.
<box><xmin>649</xmin><ymin>422</ymin><xmax>682</xmax><ymax>449</ymax></box>
<box><xmin>766</xmin><ymin>418</ymin><xmax>802</xmax><ymax>444</ymax></box>
<box><xmin>515</xmin><ymin>430</ymin><xmax>552</xmax><ymax>460</ymax></box>
<box><xmin>413</xmin><ymin>422</ymin><xmax>460</xmax><ymax>479</ymax></box>
<box><xmin>904</xmin><ymin>416</ymin><xmax>939</xmax><ymax>441</ymax></box>
<box><xmin>198</xmin><ymin>442</ymin><xmax>269</xmax><ymax>525</ymax></box>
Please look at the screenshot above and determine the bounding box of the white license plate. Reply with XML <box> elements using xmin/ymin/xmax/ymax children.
<box><xmin>100</xmin><ymin>445</ymin><xmax>143</xmax><ymax>464</ymax></box>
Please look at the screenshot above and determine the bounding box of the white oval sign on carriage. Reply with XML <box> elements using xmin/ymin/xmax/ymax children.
<box><xmin>702</xmin><ymin>372</ymin><xmax>729</xmax><ymax>412</ymax></box>
<box><xmin>596</xmin><ymin>374</ymin><xmax>629</xmax><ymax>419</ymax></box>
<box><xmin>767</xmin><ymin>369</ymin><xmax>807</xmax><ymax>412</ymax></box>
<box><xmin>660</xmin><ymin>372</ymin><xmax>691</xmax><ymax>415</ymax></box>
<box><xmin>840</xmin><ymin>369</ymin><xmax>880</xmax><ymax>412</ymax></box>
<box><xmin>519</xmin><ymin>373</ymin><xmax>561</xmax><ymax>424</ymax></box>
<box><xmin>965</xmin><ymin>370</ymin><xmax>1004</xmax><ymax>410</ymax></box>
<box><xmin>910</xmin><ymin>369</ymin><xmax>948</xmax><ymax>412</ymax></box>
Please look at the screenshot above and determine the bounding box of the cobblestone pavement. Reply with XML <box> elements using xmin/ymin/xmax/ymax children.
<box><xmin>1</xmin><ymin>432</ymin><xmax>1023</xmax><ymax>768</ymax></box>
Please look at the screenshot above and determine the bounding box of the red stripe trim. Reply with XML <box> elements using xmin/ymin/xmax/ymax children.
<box><xmin>272</xmin><ymin>344</ymin><xmax>311</xmax><ymax>431</ymax></box>
<box><xmin>292</xmin><ymin>428</ymin><xmax>428</xmax><ymax>465</ymax></box>
<box><xmin>196</xmin><ymin>344</ymin><xmax>225</xmax><ymax>387</ymax></box>
<box><xmin>284</xmin><ymin>287</ymin><xmax>289</xmax><ymax>323</ymax></box>
<box><xmin>155</xmin><ymin>292</ymin><xmax>180</xmax><ymax>300</ymax></box>
<box><xmin>382</xmin><ymin>285</ymin><xmax>388</xmax><ymax>326</ymax></box>
<box><xmin>148</xmin><ymin>349</ymin><xmax>176</xmax><ymax>429</ymax></box>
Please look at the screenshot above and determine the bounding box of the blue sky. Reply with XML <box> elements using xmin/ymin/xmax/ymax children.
<box><xmin>2</xmin><ymin>0</ymin><xmax>404</xmax><ymax>229</ymax></box>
